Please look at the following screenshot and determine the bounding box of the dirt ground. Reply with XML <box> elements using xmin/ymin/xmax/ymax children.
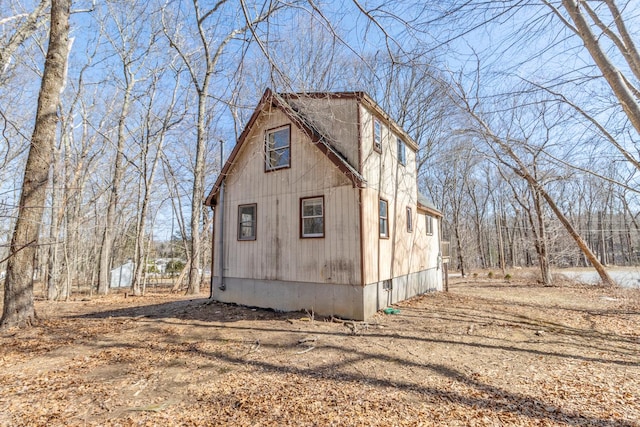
<box><xmin>1</xmin><ymin>275</ymin><xmax>639</xmax><ymax>426</ymax></box>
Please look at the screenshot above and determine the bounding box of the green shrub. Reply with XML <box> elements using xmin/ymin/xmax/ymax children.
<box><xmin>166</xmin><ymin>260</ymin><xmax>185</xmax><ymax>274</ymax></box>
<box><xmin>504</xmin><ymin>273</ymin><xmax>512</xmax><ymax>281</ymax></box>
<box><xmin>487</xmin><ymin>271</ymin><xmax>494</xmax><ymax>278</ymax></box>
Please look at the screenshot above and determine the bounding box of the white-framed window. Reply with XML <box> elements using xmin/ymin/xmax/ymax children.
<box><xmin>265</xmin><ymin>125</ymin><xmax>291</xmax><ymax>171</ymax></box>
<box><xmin>397</xmin><ymin>137</ymin><xmax>406</xmax><ymax>166</ymax></box>
<box><xmin>238</xmin><ymin>204</ymin><xmax>257</xmax><ymax>240</ymax></box>
<box><xmin>379</xmin><ymin>198</ymin><xmax>389</xmax><ymax>238</ymax></box>
<box><xmin>406</xmin><ymin>206</ymin><xmax>413</xmax><ymax>232</ymax></box>
<box><xmin>301</xmin><ymin>196</ymin><xmax>324</xmax><ymax>238</ymax></box>
<box><xmin>426</xmin><ymin>214</ymin><xmax>433</xmax><ymax>235</ymax></box>
<box><xmin>373</xmin><ymin>119</ymin><xmax>382</xmax><ymax>152</ymax></box>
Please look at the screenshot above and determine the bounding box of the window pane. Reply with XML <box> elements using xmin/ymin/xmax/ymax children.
<box><xmin>303</xmin><ymin>217</ymin><xmax>323</xmax><ymax>235</ymax></box>
<box><xmin>398</xmin><ymin>138</ymin><xmax>406</xmax><ymax>165</ymax></box>
<box><xmin>303</xmin><ymin>204</ymin><xmax>314</xmax><ymax>217</ymax></box>
<box><xmin>280</xmin><ymin>148</ymin><xmax>290</xmax><ymax>165</ymax></box>
<box><xmin>240</xmin><ymin>225</ymin><xmax>253</xmax><ymax>238</ymax></box>
<box><xmin>270</xmin><ymin>128</ymin><xmax>289</xmax><ymax>149</ymax></box>
<box><xmin>379</xmin><ymin>200</ymin><xmax>387</xmax><ymax>217</ymax></box>
<box><xmin>303</xmin><ymin>200</ymin><xmax>322</xmax><ymax>217</ymax></box>
<box><xmin>268</xmin><ymin>150</ymin><xmax>279</xmax><ymax>167</ymax></box>
<box><xmin>275</xmin><ymin>148</ymin><xmax>289</xmax><ymax>167</ymax></box>
<box><xmin>380</xmin><ymin>218</ymin><xmax>388</xmax><ymax>237</ymax></box>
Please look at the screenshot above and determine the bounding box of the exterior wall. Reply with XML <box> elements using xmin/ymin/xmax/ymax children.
<box><xmin>359</xmin><ymin>104</ymin><xmax>440</xmax><ymax>286</ymax></box>
<box><xmin>362</xmin><ymin>268</ymin><xmax>441</xmax><ymax>318</ymax></box>
<box><xmin>213</xmin><ymin>106</ymin><xmax>361</xmax><ymax>291</ymax></box>
<box><xmin>285</xmin><ymin>96</ymin><xmax>360</xmax><ymax>169</ymax></box>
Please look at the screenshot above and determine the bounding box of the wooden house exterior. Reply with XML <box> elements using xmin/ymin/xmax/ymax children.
<box><xmin>204</xmin><ymin>89</ymin><xmax>444</xmax><ymax>320</ymax></box>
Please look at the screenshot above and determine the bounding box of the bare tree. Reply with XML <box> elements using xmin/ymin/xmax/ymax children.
<box><xmin>1</xmin><ymin>0</ymin><xmax>70</xmax><ymax>328</ymax></box>
<box><xmin>449</xmin><ymin>74</ymin><xmax>615</xmax><ymax>285</ymax></box>
<box><xmin>97</xmin><ymin>1</ymin><xmax>156</xmax><ymax>294</ymax></box>
<box><xmin>163</xmin><ymin>0</ymin><xmax>281</xmax><ymax>294</ymax></box>
<box><xmin>0</xmin><ymin>0</ymin><xmax>50</xmax><ymax>79</ymax></box>
<box><xmin>131</xmin><ymin>64</ymin><xmax>185</xmax><ymax>295</ymax></box>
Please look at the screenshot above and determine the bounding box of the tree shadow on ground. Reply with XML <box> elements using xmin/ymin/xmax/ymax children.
<box><xmin>56</xmin><ymin>317</ymin><xmax>637</xmax><ymax>427</ymax></box>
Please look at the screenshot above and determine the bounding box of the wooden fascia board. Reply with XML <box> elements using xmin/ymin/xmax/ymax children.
<box><xmin>417</xmin><ymin>204</ymin><xmax>443</xmax><ymax>218</ymax></box>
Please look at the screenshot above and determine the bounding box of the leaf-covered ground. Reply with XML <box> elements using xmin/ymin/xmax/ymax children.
<box><xmin>1</xmin><ymin>275</ymin><xmax>639</xmax><ymax>426</ymax></box>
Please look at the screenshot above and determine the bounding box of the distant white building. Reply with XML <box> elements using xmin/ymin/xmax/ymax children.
<box><xmin>110</xmin><ymin>261</ymin><xmax>135</xmax><ymax>288</ymax></box>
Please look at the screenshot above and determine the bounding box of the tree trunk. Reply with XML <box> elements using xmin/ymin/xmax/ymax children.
<box><xmin>453</xmin><ymin>213</ymin><xmax>465</xmax><ymax>277</ymax></box>
<box><xmin>495</xmin><ymin>208</ymin><xmax>506</xmax><ymax>275</ymax></box>
<box><xmin>187</xmin><ymin>87</ymin><xmax>207</xmax><ymax>295</ymax></box>
<box><xmin>46</xmin><ymin>140</ymin><xmax>62</xmax><ymax>300</ymax></box>
<box><xmin>561</xmin><ymin>0</ymin><xmax>640</xmax><ymax>139</ymax></box>
<box><xmin>1</xmin><ymin>0</ymin><xmax>70</xmax><ymax>329</ymax></box>
<box><xmin>461</xmin><ymin>100</ymin><xmax>616</xmax><ymax>286</ymax></box>
<box><xmin>532</xmin><ymin>186</ymin><xmax>552</xmax><ymax>286</ymax></box>
<box><xmin>97</xmin><ymin>65</ymin><xmax>134</xmax><ymax>294</ymax></box>
<box><xmin>536</xmin><ymin>182</ymin><xmax>614</xmax><ymax>286</ymax></box>
<box><xmin>598</xmin><ymin>210</ymin><xmax>607</xmax><ymax>266</ymax></box>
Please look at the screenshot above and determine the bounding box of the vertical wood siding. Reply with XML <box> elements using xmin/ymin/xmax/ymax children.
<box><xmin>359</xmin><ymin>105</ymin><xmax>440</xmax><ymax>284</ymax></box>
<box><xmin>285</xmin><ymin>97</ymin><xmax>360</xmax><ymax>168</ymax></box>
<box><xmin>215</xmin><ymin>106</ymin><xmax>361</xmax><ymax>286</ymax></box>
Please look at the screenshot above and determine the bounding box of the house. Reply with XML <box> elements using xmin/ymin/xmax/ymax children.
<box><xmin>204</xmin><ymin>89</ymin><xmax>445</xmax><ymax>320</ymax></box>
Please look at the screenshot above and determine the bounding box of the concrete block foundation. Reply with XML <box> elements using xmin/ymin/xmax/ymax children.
<box><xmin>212</xmin><ymin>267</ymin><xmax>442</xmax><ymax>321</ymax></box>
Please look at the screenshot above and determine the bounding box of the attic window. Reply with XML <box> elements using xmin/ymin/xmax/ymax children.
<box><xmin>265</xmin><ymin>125</ymin><xmax>291</xmax><ymax>171</ymax></box>
<box><xmin>406</xmin><ymin>206</ymin><xmax>413</xmax><ymax>232</ymax></box>
<box><xmin>373</xmin><ymin>119</ymin><xmax>382</xmax><ymax>152</ymax></box>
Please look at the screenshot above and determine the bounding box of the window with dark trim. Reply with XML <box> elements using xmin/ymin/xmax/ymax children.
<box><xmin>406</xmin><ymin>206</ymin><xmax>413</xmax><ymax>232</ymax></box>
<box><xmin>373</xmin><ymin>119</ymin><xmax>382</xmax><ymax>152</ymax></box>
<box><xmin>301</xmin><ymin>196</ymin><xmax>324</xmax><ymax>238</ymax></box>
<box><xmin>265</xmin><ymin>125</ymin><xmax>291</xmax><ymax>171</ymax></box>
<box><xmin>426</xmin><ymin>214</ymin><xmax>433</xmax><ymax>236</ymax></box>
<box><xmin>238</xmin><ymin>204</ymin><xmax>257</xmax><ymax>240</ymax></box>
<box><xmin>379</xmin><ymin>198</ymin><xmax>389</xmax><ymax>238</ymax></box>
<box><xmin>397</xmin><ymin>137</ymin><xmax>406</xmax><ymax>166</ymax></box>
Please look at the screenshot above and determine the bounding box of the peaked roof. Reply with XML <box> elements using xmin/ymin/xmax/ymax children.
<box><xmin>280</xmin><ymin>91</ymin><xmax>419</xmax><ymax>152</ymax></box>
<box><xmin>204</xmin><ymin>89</ymin><xmax>365</xmax><ymax>206</ymax></box>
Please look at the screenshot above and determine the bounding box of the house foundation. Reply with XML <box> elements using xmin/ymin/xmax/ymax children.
<box><xmin>212</xmin><ymin>266</ymin><xmax>442</xmax><ymax>320</ymax></box>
